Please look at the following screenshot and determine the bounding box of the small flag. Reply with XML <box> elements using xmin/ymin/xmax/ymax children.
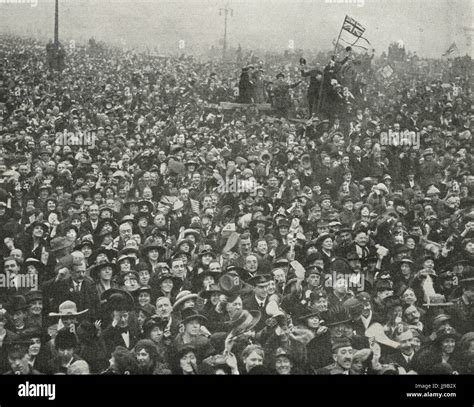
<box><xmin>380</xmin><ymin>65</ymin><xmax>394</xmax><ymax>79</ymax></box>
<box><xmin>342</xmin><ymin>15</ymin><xmax>366</xmax><ymax>38</ymax></box>
<box><xmin>442</xmin><ymin>42</ymin><xmax>458</xmax><ymax>57</ymax></box>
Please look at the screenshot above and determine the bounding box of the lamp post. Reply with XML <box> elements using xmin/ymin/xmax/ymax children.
<box><xmin>219</xmin><ymin>2</ymin><xmax>233</xmax><ymax>61</ymax></box>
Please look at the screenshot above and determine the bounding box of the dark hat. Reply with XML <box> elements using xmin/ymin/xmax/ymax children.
<box><xmin>141</xmin><ymin>242</ymin><xmax>166</xmax><ymax>258</ymax></box>
<box><xmin>143</xmin><ymin>317</ymin><xmax>167</xmax><ymax>336</ymax></box>
<box><xmin>25</xmin><ymin>290</ymin><xmax>43</xmax><ymax>304</ymax></box>
<box><xmin>55</xmin><ymin>329</ymin><xmax>78</xmax><ymax>350</ymax></box>
<box><xmin>179</xmin><ymin>307</ymin><xmax>207</xmax><ymax>325</ymax></box>
<box><xmin>434</xmin><ymin>326</ymin><xmax>460</xmax><ymax>344</ymax></box>
<box><xmin>24</xmin><ymin>258</ymin><xmax>45</xmax><ymax>273</ymax></box>
<box><xmin>50</xmin><ymin>236</ymin><xmax>74</xmax><ymax>252</ymax></box>
<box><xmin>7</xmin><ymin>295</ymin><xmax>29</xmax><ymax>313</ymax></box>
<box><xmin>101</xmin><ymin>289</ymin><xmax>134</xmax><ymax>312</ymax></box>
<box><xmin>374</xmin><ymin>279</ymin><xmax>393</xmax><ymax>292</ymax></box>
<box><xmin>89</xmin><ymin>247</ymin><xmax>118</xmax><ymax>264</ymax></box>
<box><xmin>315</xmin><ymin>233</ymin><xmax>334</xmax><ymax>248</ymax></box>
<box><xmin>276</xmin><ymin>72</ymin><xmax>285</xmax><ymax>79</ymax></box>
<box><xmin>382</xmin><ymin>295</ymin><xmax>401</xmax><ymax>310</ymax></box>
<box><xmin>298</xmin><ymin>308</ymin><xmax>322</xmax><ymax>322</ymax></box>
<box><xmin>324</xmin><ymin>305</ymin><xmax>352</xmax><ymax>327</ymax></box>
<box><xmin>248</xmin><ymin>274</ymin><xmax>272</xmax><ymax>287</ymax></box>
<box><xmin>27</xmin><ymin>220</ymin><xmax>49</xmax><ymax>235</ymax></box>
<box><xmin>199</xmin><ymin>284</ymin><xmax>223</xmax><ymax>299</ymax></box>
<box><xmin>331</xmin><ymin>337</ymin><xmax>352</xmax><ymax>352</ymax></box>
<box><xmin>90</xmin><ymin>262</ymin><xmax>119</xmax><ymax>280</ymax></box>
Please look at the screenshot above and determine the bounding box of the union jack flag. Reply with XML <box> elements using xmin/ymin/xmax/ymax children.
<box><xmin>342</xmin><ymin>15</ymin><xmax>366</xmax><ymax>38</ymax></box>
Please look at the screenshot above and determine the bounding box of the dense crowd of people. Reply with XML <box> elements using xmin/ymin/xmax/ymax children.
<box><xmin>0</xmin><ymin>35</ymin><xmax>472</xmax><ymax>375</ymax></box>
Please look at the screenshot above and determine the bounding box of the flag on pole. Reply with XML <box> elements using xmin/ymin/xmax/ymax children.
<box><xmin>442</xmin><ymin>42</ymin><xmax>458</xmax><ymax>57</ymax></box>
<box><xmin>342</xmin><ymin>15</ymin><xmax>366</xmax><ymax>38</ymax></box>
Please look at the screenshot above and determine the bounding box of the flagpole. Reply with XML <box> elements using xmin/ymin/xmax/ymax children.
<box><xmin>317</xmin><ymin>19</ymin><xmax>344</xmax><ymax>116</ymax></box>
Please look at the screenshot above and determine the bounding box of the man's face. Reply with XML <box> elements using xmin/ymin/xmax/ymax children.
<box><xmin>398</xmin><ymin>333</ymin><xmax>414</xmax><ymax>355</ymax></box>
<box><xmin>9</xmin><ymin>354</ymin><xmax>29</xmax><ymax>374</ymax></box>
<box><xmin>240</xmin><ymin>238</ymin><xmax>252</xmax><ymax>255</ymax></box>
<box><xmin>245</xmin><ymin>255</ymin><xmax>258</xmax><ymax>272</ymax></box>
<box><xmin>155</xmin><ymin>298</ymin><xmax>172</xmax><ymax>318</ymax></box>
<box><xmin>333</xmin><ymin>346</ymin><xmax>353</xmax><ymax>370</ymax></box>
<box><xmin>273</xmin><ymin>269</ymin><xmax>286</xmax><ymax>284</ymax></box>
<box><xmin>89</xmin><ymin>205</ymin><xmax>99</xmax><ymax>220</ymax></box>
<box><xmin>209</xmin><ymin>262</ymin><xmax>221</xmax><ymax>273</ymax></box>
<box><xmin>314</xmin><ymin>297</ymin><xmax>328</xmax><ymax>312</ymax></box>
<box><xmin>114</xmin><ymin>310</ymin><xmax>129</xmax><ymax>328</ymax></box>
<box><xmin>171</xmin><ymin>260</ymin><xmax>186</xmax><ymax>279</ymax></box>
<box><xmin>354</xmin><ymin>232</ymin><xmax>368</xmax><ymax>246</ymax></box>
<box><xmin>330</xmin><ymin>323</ymin><xmax>352</xmax><ymax>339</ymax></box>
<box><xmin>255</xmin><ymin>284</ymin><xmax>268</xmax><ymax>300</ymax></box>
<box><xmin>71</xmin><ymin>263</ymin><xmax>86</xmax><ymax>283</ymax></box>
<box><xmin>306</xmin><ymin>273</ymin><xmax>321</xmax><ymax>288</ymax></box>
<box><xmin>226</xmin><ymin>296</ymin><xmax>242</xmax><ymax>318</ymax></box>
<box><xmin>4</xmin><ymin>259</ymin><xmax>20</xmax><ymax>274</ymax></box>
<box><xmin>120</xmin><ymin>225</ymin><xmax>132</xmax><ymax>241</ymax></box>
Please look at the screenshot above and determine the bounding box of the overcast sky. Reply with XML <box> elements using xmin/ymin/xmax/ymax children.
<box><xmin>0</xmin><ymin>0</ymin><xmax>471</xmax><ymax>57</ymax></box>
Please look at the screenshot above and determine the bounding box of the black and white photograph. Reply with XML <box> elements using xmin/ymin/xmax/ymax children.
<box><xmin>0</xmin><ymin>0</ymin><xmax>473</xmax><ymax>401</ymax></box>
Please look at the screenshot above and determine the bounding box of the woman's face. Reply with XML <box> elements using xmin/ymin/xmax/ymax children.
<box><xmin>244</xmin><ymin>351</ymin><xmax>264</xmax><ymax>372</ymax></box>
<box><xmin>160</xmin><ymin>278</ymin><xmax>174</xmax><ymax>293</ymax></box>
<box><xmin>306</xmin><ymin>316</ymin><xmax>321</xmax><ymax>329</ymax></box>
<box><xmin>400</xmin><ymin>263</ymin><xmax>411</xmax><ymax>276</ymax></box>
<box><xmin>351</xmin><ymin>359</ymin><xmax>364</xmax><ymax>374</ymax></box>
<box><xmin>66</xmin><ymin>229</ymin><xmax>77</xmax><ymax>241</ymax></box>
<box><xmin>148</xmin><ymin>249</ymin><xmax>159</xmax><ymax>261</ymax></box>
<box><xmin>202</xmin><ymin>254</ymin><xmax>213</xmax><ymax>265</ymax></box>
<box><xmin>29</xmin><ymin>300</ymin><xmax>43</xmax><ymax>316</ymax></box>
<box><xmin>138</xmin><ymin>292</ymin><xmax>151</xmax><ymax>306</ymax></box>
<box><xmin>120</xmin><ymin>260</ymin><xmax>132</xmax><ymax>272</ymax></box>
<box><xmin>100</xmin><ymin>266</ymin><xmax>113</xmax><ymax>281</ymax></box>
<box><xmin>28</xmin><ymin>338</ymin><xmax>41</xmax><ymax>357</ymax></box>
<box><xmin>411</xmin><ymin>337</ymin><xmax>421</xmax><ymax>352</ymax></box>
<box><xmin>180</xmin><ymin>352</ymin><xmax>197</xmax><ymax>373</ymax></box>
<box><xmin>441</xmin><ymin>338</ymin><xmax>456</xmax><ymax>354</ymax></box>
<box><xmin>275</xmin><ymin>356</ymin><xmax>292</xmax><ymax>375</ymax></box>
<box><xmin>150</xmin><ymin>326</ymin><xmax>163</xmax><ymax>343</ymax></box>
<box><xmin>405</xmin><ymin>238</ymin><xmax>416</xmax><ymax>250</ymax></box>
<box><xmin>266</xmin><ymin>280</ymin><xmax>276</xmax><ymax>295</ymax></box>
<box><xmin>361</xmin><ymin>207</ymin><xmax>370</xmax><ymax>217</ymax></box>
<box><xmin>322</xmin><ymin>238</ymin><xmax>333</xmax><ymax>251</ymax></box>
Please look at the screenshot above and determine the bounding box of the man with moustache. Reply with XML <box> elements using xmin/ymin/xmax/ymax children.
<box><xmin>316</xmin><ymin>337</ymin><xmax>354</xmax><ymax>375</ymax></box>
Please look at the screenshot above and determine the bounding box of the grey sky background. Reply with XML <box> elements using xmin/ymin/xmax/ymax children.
<box><xmin>0</xmin><ymin>0</ymin><xmax>471</xmax><ymax>57</ymax></box>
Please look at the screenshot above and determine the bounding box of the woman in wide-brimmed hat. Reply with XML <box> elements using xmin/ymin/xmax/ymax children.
<box><xmin>90</xmin><ymin>262</ymin><xmax>120</xmax><ymax>298</ymax></box>
<box><xmin>141</xmin><ymin>242</ymin><xmax>166</xmax><ymax>274</ymax></box>
<box><xmin>149</xmin><ymin>272</ymin><xmax>182</xmax><ymax>302</ymax></box>
<box><xmin>24</xmin><ymin>221</ymin><xmax>49</xmax><ymax>261</ymax></box>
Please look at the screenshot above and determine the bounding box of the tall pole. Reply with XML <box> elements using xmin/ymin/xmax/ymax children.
<box><xmin>220</xmin><ymin>3</ymin><xmax>233</xmax><ymax>61</ymax></box>
<box><xmin>54</xmin><ymin>0</ymin><xmax>59</xmax><ymax>45</ymax></box>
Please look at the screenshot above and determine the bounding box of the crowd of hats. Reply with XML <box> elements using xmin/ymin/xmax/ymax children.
<box><xmin>0</xmin><ymin>36</ymin><xmax>472</xmax><ymax>375</ymax></box>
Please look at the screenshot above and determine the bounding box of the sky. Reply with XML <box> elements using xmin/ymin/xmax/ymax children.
<box><xmin>0</xmin><ymin>0</ymin><xmax>471</xmax><ymax>57</ymax></box>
